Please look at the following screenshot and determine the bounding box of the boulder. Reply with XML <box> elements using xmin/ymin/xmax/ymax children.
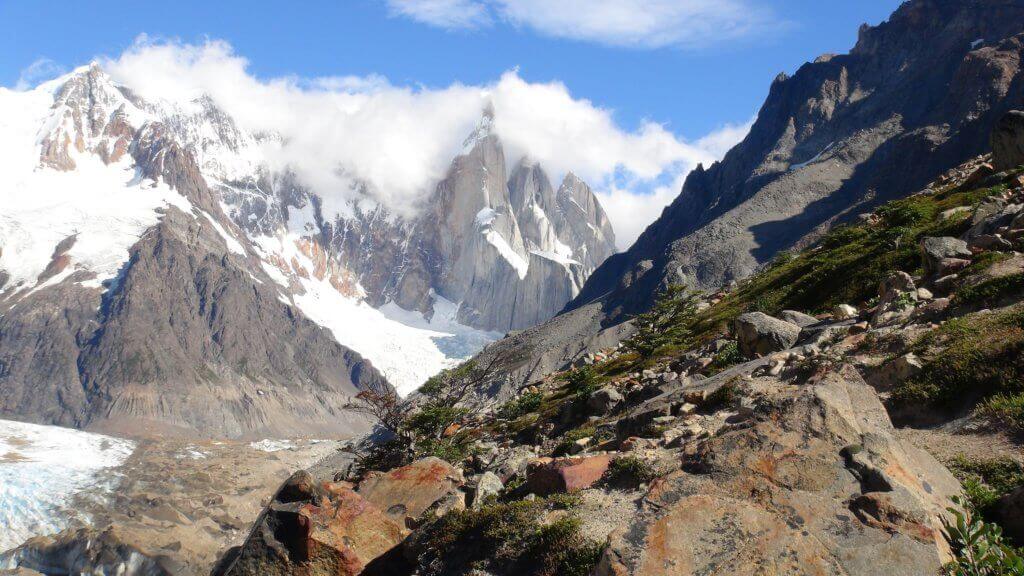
<box><xmin>920</xmin><ymin>237</ymin><xmax>971</xmax><ymax>276</ymax></box>
<box><xmin>216</xmin><ymin>472</ymin><xmax>406</xmax><ymax>576</ymax></box>
<box><xmin>734</xmin><ymin>312</ymin><xmax>801</xmax><ymax>358</ymax></box>
<box><xmin>597</xmin><ymin>367</ymin><xmax>961</xmax><ymax>576</ymax></box>
<box><xmin>871</xmin><ymin>271</ymin><xmax>918</xmax><ymax>326</ymax></box>
<box><xmin>526</xmin><ymin>454</ymin><xmax>612</xmax><ymax>495</ymax></box>
<box><xmin>357</xmin><ymin>457</ymin><xmax>465</xmax><ymax>526</ymax></box>
<box><xmin>778</xmin><ymin>310</ymin><xmax>820</xmax><ymax>327</ymax></box>
<box><xmin>866</xmin><ymin>353</ymin><xmax>925</xmax><ymax>391</ymax></box>
<box><xmin>833</xmin><ymin>304</ymin><xmax>859</xmax><ymax>320</ymax></box>
<box><xmin>991</xmin><ymin>110</ymin><xmax>1024</xmax><ymax>171</ymax></box>
<box><xmin>471</xmin><ymin>471</ymin><xmax>504</xmax><ymax>509</ymax></box>
<box><xmin>488</xmin><ymin>445</ymin><xmax>537</xmax><ymax>482</ymax></box>
<box><xmin>587</xmin><ymin>386</ymin><xmax>624</xmax><ymax>415</ymax></box>
<box><xmin>996</xmin><ymin>485</ymin><xmax>1024</xmax><ymax>543</ymax></box>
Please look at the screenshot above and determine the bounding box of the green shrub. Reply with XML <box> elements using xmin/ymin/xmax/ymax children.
<box><xmin>705</xmin><ymin>341</ymin><xmax>743</xmax><ymax>375</ymax></box>
<box><xmin>553</xmin><ymin>424</ymin><xmax>598</xmax><ymax>456</ymax></box>
<box><xmin>623</xmin><ymin>284</ymin><xmax>701</xmax><ymax>357</ymax></box>
<box><xmin>498</xmin><ymin>391</ymin><xmax>544</xmax><ymax>420</ymax></box>
<box><xmin>942</xmin><ymin>497</ymin><xmax>1024</xmax><ymax>575</ymax></box>
<box><xmin>413</xmin><ymin>498</ymin><xmax>603</xmax><ymax>576</ymax></box>
<box><xmin>565</xmin><ymin>366</ymin><xmax>598</xmax><ymax>396</ymax></box>
<box><xmin>703</xmin><ymin>380</ymin><xmax>739</xmax><ymax>412</ymax></box>
<box><xmin>602</xmin><ymin>456</ymin><xmax>658</xmax><ymax>488</ymax></box>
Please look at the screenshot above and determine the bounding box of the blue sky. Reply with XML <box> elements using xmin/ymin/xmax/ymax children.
<box><xmin>0</xmin><ymin>0</ymin><xmax>904</xmax><ymax>245</ymax></box>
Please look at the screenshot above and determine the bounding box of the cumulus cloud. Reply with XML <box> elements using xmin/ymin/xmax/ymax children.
<box><xmin>96</xmin><ymin>37</ymin><xmax>748</xmax><ymax>245</ymax></box>
<box><xmin>385</xmin><ymin>0</ymin><xmax>775</xmax><ymax>48</ymax></box>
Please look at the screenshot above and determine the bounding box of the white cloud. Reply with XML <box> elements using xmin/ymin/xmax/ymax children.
<box><xmin>385</xmin><ymin>0</ymin><xmax>775</xmax><ymax>48</ymax></box>
<box><xmin>386</xmin><ymin>0</ymin><xmax>492</xmax><ymax>29</ymax></box>
<box><xmin>95</xmin><ymin>38</ymin><xmax>748</xmax><ymax>246</ymax></box>
<box><xmin>15</xmin><ymin>58</ymin><xmax>66</xmax><ymax>91</ymax></box>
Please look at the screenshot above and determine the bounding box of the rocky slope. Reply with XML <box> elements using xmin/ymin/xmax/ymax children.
<box><xmin>574</xmin><ymin>0</ymin><xmax>1024</xmax><ymax>321</ymax></box>
<box><xmin>456</xmin><ymin>0</ymin><xmax>1024</xmax><ymax>404</ymax></box>
<box><xmin>203</xmin><ymin>129</ymin><xmax>1024</xmax><ymax>576</ymax></box>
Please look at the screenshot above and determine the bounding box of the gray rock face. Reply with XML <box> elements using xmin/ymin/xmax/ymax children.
<box><xmin>920</xmin><ymin>237</ymin><xmax>972</xmax><ymax>276</ymax></box>
<box><xmin>0</xmin><ymin>528</ymin><xmax>180</xmax><ymax>576</ymax></box>
<box><xmin>992</xmin><ymin>110</ymin><xmax>1024</xmax><ymax>171</ymax></box>
<box><xmin>212</xmin><ymin>109</ymin><xmax>616</xmax><ymax>333</ymax></box>
<box><xmin>734</xmin><ymin>312</ymin><xmax>801</xmax><ymax>358</ymax></box>
<box><xmin>569</xmin><ymin>0</ymin><xmax>1024</xmax><ymax>324</ymax></box>
<box><xmin>778</xmin><ymin>310</ymin><xmax>819</xmax><ymax>327</ymax></box>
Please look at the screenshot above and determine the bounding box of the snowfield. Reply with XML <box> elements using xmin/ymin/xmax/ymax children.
<box><xmin>0</xmin><ymin>78</ymin><xmax>193</xmax><ymax>297</ymax></box>
<box><xmin>0</xmin><ymin>419</ymin><xmax>135</xmax><ymax>552</ymax></box>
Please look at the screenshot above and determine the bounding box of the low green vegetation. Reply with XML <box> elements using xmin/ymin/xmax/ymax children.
<box><xmin>891</xmin><ymin>306</ymin><xmax>1024</xmax><ymax>415</ymax></box>
<box><xmin>956</xmin><ymin>273</ymin><xmax>1024</xmax><ymax>307</ymax></box>
<box><xmin>949</xmin><ymin>456</ymin><xmax>1024</xmax><ymax>520</ymax></box>
<box><xmin>604</xmin><ymin>182</ymin><xmax>1005</xmax><ymax>373</ymax></box>
<box><xmin>498</xmin><ymin>391</ymin><xmax>544</xmax><ymax>420</ymax></box>
<box><xmin>602</xmin><ymin>455</ymin><xmax>658</xmax><ymax>488</ymax></box>
<box><xmin>705</xmin><ymin>340</ymin><xmax>743</xmax><ymax>375</ymax></box>
<box><xmin>414</xmin><ymin>497</ymin><xmax>603</xmax><ymax>576</ymax></box>
<box><xmin>979</xmin><ymin>393</ymin><xmax>1024</xmax><ymax>432</ymax></box>
<box><xmin>942</xmin><ymin>497</ymin><xmax>1024</xmax><ymax>575</ymax></box>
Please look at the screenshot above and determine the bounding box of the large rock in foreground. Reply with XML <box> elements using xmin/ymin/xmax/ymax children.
<box><xmin>356</xmin><ymin>457</ymin><xmax>465</xmax><ymax>527</ymax></box>
<box><xmin>214</xmin><ymin>471</ymin><xmax>406</xmax><ymax>576</ymax></box>
<box><xmin>598</xmin><ymin>366</ymin><xmax>961</xmax><ymax>575</ymax></box>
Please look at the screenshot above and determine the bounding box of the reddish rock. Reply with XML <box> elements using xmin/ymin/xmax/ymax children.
<box><xmin>526</xmin><ymin>454</ymin><xmax>612</xmax><ymax>495</ymax></box>
<box><xmin>357</xmin><ymin>457</ymin><xmax>465</xmax><ymax>526</ymax></box>
<box><xmin>217</xmin><ymin>471</ymin><xmax>406</xmax><ymax>576</ymax></box>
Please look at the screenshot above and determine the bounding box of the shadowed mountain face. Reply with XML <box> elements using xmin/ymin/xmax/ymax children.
<box><xmin>570</xmin><ymin>0</ymin><xmax>1024</xmax><ymax>323</ymax></box>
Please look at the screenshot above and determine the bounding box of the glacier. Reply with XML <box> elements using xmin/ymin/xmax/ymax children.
<box><xmin>0</xmin><ymin>419</ymin><xmax>135</xmax><ymax>552</ymax></box>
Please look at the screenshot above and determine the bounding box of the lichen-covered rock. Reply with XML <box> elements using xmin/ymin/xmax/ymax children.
<box><xmin>356</xmin><ymin>457</ymin><xmax>465</xmax><ymax>526</ymax></box>
<box><xmin>734</xmin><ymin>312</ymin><xmax>801</xmax><ymax>358</ymax></box>
<box><xmin>597</xmin><ymin>366</ymin><xmax>961</xmax><ymax>576</ymax></box>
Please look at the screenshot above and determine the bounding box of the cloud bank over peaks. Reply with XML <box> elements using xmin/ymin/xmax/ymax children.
<box><xmin>82</xmin><ymin>37</ymin><xmax>750</xmax><ymax>246</ymax></box>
